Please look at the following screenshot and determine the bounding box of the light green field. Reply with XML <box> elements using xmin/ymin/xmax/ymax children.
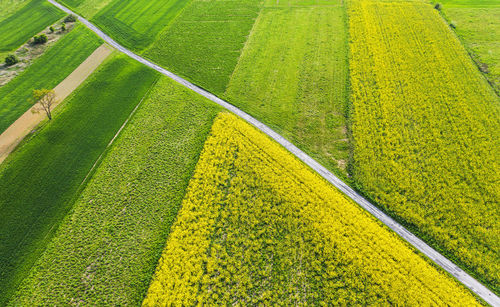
<box><xmin>224</xmin><ymin>6</ymin><xmax>349</xmax><ymax>177</ymax></box>
<box><xmin>144</xmin><ymin>0</ymin><xmax>262</xmax><ymax>94</ymax></box>
<box><xmin>0</xmin><ymin>0</ymin><xmax>30</xmax><ymax>21</ymax></box>
<box><xmin>0</xmin><ymin>0</ymin><xmax>64</xmax><ymax>52</ymax></box>
<box><xmin>438</xmin><ymin>0</ymin><xmax>500</xmax><ymax>93</ymax></box>
<box><xmin>12</xmin><ymin>77</ymin><xmax>221</xmax><ymax>305</ymax></box>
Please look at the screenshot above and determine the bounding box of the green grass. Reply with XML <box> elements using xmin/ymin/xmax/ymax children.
<box><xmin>0</xmin><ymin>0</ymin><xmax>30</xmax><ymax>21</ymax></box>
<box><xmin>0</xmin><ymin>54</ymin><xmax>159</xmax><ymax>305</ymax></box>
<box><xmin>144</xmin><ymin>0</ymin><xmax>261</xmax><ymax>95</ymax></box>
<box><xmin>58</xmin><ymin>0</ymin><xmax>114</xmax><ymax>17</ymax></box>
<box><xmin>224</xmin><ymin>6</ymin><xmax>349</xmax><ymax>177</ymax></box>
<box><xmin>12</xmin><ymin>76</ymin><xmax>221</xmax><ymax>305</ymax></box>
<box><xmin>91</xmin><ymin>0</ymin><xmax>191</xmax><ymax>51</ymax></box>
<box><xmin>438</xmin><ymin>0</ymin><xmax>500</xmax><ymax>94</ymax></box>
<box><xmin>0</xmin><ymin>0</ymin><xmax>64</xmax><ymax>52</ymax></box>
<box><xmin>0</xmin><ymin>25</ymin><xmax>102</xmax><ymax>134</ymax></box>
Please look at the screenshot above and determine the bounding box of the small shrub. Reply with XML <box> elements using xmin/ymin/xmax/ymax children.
<box><xmin>64</xmin><ymin>14</ymin><xmax>76</xmax><ymax>23</ymax></box>
<box><xmin>33</xmin><ymin>34</ymin><xmax>48</xmax><ymax>44</ymax></box>
<box><xmin>5</xmin><ymin>54</ymin><xmax>19</xmax><ymax>66</ymax></box>
<box><xmin>61</xmin><ymin>23</ymin><xmax>66</xmax><ymax>32</ymax></box>
<box><xmin>450</xmin><ymin>22</ymin><xmax>456</xmax><ymax>29</ymax></box>
<box><xmin>434</xmin><ymin>3</ymin><xmax>442</xmax><ymax>10</ymax></box>
<box><xmin>49</xmin><ymin>26</ymin><xmax>54</xmax><ymax>33</ymax></box>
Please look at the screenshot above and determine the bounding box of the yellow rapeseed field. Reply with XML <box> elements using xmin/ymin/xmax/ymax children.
<box><xmin>143</xmin><ymin>113</ymin><xmax>479</xmax><ymax>305</ymax></box>
<box><xmin>348</xmin><ymin>0</ymin><xmax>500</xmax><ymax>290</ymax></box>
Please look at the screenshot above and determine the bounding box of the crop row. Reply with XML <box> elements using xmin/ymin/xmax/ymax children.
<box><xmin>143</xmin><ymin>112</ymin><xmax>479</xmax><ymax>305</ymax></box>
<box><xmin>348</xmin><ymin>0</ymin><xmax>500</xmax><ymax>291</ymax></box>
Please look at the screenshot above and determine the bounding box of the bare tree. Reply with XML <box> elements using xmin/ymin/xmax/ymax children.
<box><xmin>31</xmin><ymin>89</ymin><xmax>57</xmax><ymax>120</ymax></box>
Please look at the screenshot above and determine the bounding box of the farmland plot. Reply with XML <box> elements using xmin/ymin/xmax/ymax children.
<box><xmin>225</xmin><ymin>6</ymin><xmax>349</xmax><ymax>177</ymax></box>
<box><xmin>144</xmin><ymin>0</ymin><xmax>261</xmax><ymax>94</ymax></box>
<box><xmin>0</xmin><ymin>0</ymin><xmax>29</xmax><ymax>21</ymax></box>
<box><xmin>92</xmin><ymin>0</ymin><xmax>190</xmax><ymax>51</ymax></box>
<box><xmin>0</xmin><ymin>55</ymin><xmax>158</xmax><ymax>304</ymax></box>
<box><xmin>13</xmin><ymin>77</ymin><xmax>221</xmax><ymax>305</ymax></box>
<box><xmin>0</xmin><ymin>0</ymin><xmax>64</xmax><ymax>52</ymax></box>
<box><xmin>439</xmin><ymin>0</ymin><xmax>500</xmax><ymax>94</ymax></box>
<box><xmin>0</xmin><ymin>26</ymin><xmax>102</xmax><ymax>134</ymax></box>
<box><xmin>57</xmin><ymin>0</ymin><xmax>114</xmax><ymax>17</ymax></box>
<box><xmin>144</xmin><ymin>113</ymin><xmax>480</xmax><ymax>305</ymax></box>
<box><xmin>349</xmin><ymin>0</ymin><xmax>500</xmax><ymax>292</ymax></box>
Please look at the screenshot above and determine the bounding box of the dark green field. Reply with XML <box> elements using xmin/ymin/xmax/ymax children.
<box><xmin>0</xmin><ymin>25</ymin><xmax>102</xmax><ymax>134</ymax></box>
<box><xmin>144</xmin><ymin>0</ymin><xmax>261</xmax><ymax>94</ymax></box>
<box><xmin>92</xmin><ymin>0</ymin><xmax>190</xmax><ymax>51</ymax></box>
<box><xmin>0</xmin><ymin>0</ymin><xmax>64</xmax><ymax>52</ymax></box>
<box><xmin>0</xmin><ymin>54</ymin><xmax>159</xmax><ymax>304</ymax></box>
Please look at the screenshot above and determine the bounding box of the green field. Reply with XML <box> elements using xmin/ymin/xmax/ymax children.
<box><xmin>0</xmin><ymin>0</ymin><xmax>64</xmax><ymax>52</ymax></box>
<box><xmin>91</xmin><ymin>0</ymin><xmax>191</xmax><ymax>51</ymax></box>
<box><xmin>225</xmin><ymin>6</ymin><xmax>349</xmax><ymax>177</ymax></box>
<box><xmin>349</xmin><ymin>0</ymin><xmax>500</xmax><ymax>292</ymax></box>
<box><xmin>0</xmin><ymin>55</ymin><xmax>159</xmax><ymax>305</ymax></box>
<box><xmin>12</xmin><ymin>77</ymin><xmax>221</xmax><ymax>305</ymax></box>
<box><xmin>58</xmin><ymin>0</ymin><xmax>114</xmax><ymax>17</ymax></box>
<box><xmin>438</xmin><ymin>0</ymin><xmax>500</xmax><ymax>94</ymax></box>
<box><xmin>0</xmin><ymin>0</ymin><xmax>30</xmax><ymax>21</ymax></box>
<box><xmin>0</xmin><ymin>25</ymin><xmax>102</xmax><ymax>134</ymax></box>
<box><xmin>144</xmin><ymin>0</ymin><xmax>261</xmax><ymax>94</ymax></box>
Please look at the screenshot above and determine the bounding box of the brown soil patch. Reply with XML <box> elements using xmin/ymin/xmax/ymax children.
<box><xmin>0</xmin><ymin>44</ymin><xmax>113</xmax><ymax>164</ymax></box>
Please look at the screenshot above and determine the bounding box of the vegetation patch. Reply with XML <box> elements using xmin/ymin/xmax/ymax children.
<box><xmin>91</xmin><ymin>0</ymin><xmax>191</xmax><ymax>52</ymax></box>
<box><xmin>0</xmin><ymin>54</ymin><xmax>159</xmax><ymax>305</ymax></box>
<box><xmin>0</xmin><ymin>25</ymin><xmax>101</xmax><ymax>134</ymax></box>
<box><xmin>349</xmin><ymin>0</ymin><xmax>500</xmax><ymax>292</ymax></box>
<box><xmin>0</xmin><ymin>0</ymin><xmax>64</xmax><ymax>52</ymax></box>
<box><xmin>144</xmin><ymin>0</ymin><xmax>261</xmax><ymax>94</ymax></box>
<box><xmin>224</xmin><ymin>6</ymin><xmax>349</xmax><ymax>177</ymax></box>
<box><xmin>143</xmin><ymin>113</ymin><xmax>480</xmax><ymax>305</ymax></box>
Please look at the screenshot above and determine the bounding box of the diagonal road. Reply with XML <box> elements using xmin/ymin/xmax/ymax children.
<box><xmin>46</xmin><ymin>0</ymin><xmax>500</xmax><ymax>305</ymax></box>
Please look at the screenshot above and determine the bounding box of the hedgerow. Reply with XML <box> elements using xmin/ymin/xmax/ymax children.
<box><xmin>143</xmin><ymin>113</ymin><xmax>480</xmax><ymax>305</ymax></box>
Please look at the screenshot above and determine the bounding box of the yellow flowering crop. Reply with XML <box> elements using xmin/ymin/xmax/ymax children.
<box><xmin>348</xmin><ymin>0</ymin><xmax>500</xmax><ymax>290</ymax></box>
<box><xmin>143</xmin><ymin>113</ymin><xmax>479</xmax><ymax>305</ymax></box>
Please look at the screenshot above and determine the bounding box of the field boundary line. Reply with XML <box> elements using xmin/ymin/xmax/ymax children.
<box><xmin>46</xmin><ymin>0</ymin><xmax>500</xmax><ymax>305</ymax></box>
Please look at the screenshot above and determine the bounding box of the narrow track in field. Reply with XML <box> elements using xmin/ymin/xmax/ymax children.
<box><xmin>46</xmin><ymin>0</ymin><xmax>500</xmax><ymax>305</ymax></box>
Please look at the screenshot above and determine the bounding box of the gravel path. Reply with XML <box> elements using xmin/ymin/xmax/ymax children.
<box><xmin>0</xmin><ymin>44</ymin><xmax>112</xmax><ymax>164</ymax></box>
<box><xmin>46</xmin><ymin>1</ymin><xmax>500</xmax><ymax>305</ymax></box>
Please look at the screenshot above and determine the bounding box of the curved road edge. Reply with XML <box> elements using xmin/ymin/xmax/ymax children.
<box><xmin>46</xmin><ymin>0</ymin><xmax>500</xmax><ymax>305</ymax></box>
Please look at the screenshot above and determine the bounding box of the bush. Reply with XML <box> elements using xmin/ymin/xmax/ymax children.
<box><xmin>49</xmin><ymin>26</ymin><xmax>54</xmax><ymax>33</ymax></box>
<box><xmin>61</xmin><ymin>23</ymin><xmax>66</xmax><ymax>32</ymax></box>
<box><xmin>64</xmin><ymin>14</ymin><xmax>76</xmax><ymax>23</ymax></box>
<box><xmin>434</xmin><ymin>3</ymin><xmax>442</xmax><ymax>10</ymax></box>
<box><xmin>33</xmin><ymin>34</ymin><xmax>48</xmax><ymax>44</ymax></box>
<box><xmin>5</xmin><ymin>54</ymin><xmax>19</xmax><ymax>66</ymax></box>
